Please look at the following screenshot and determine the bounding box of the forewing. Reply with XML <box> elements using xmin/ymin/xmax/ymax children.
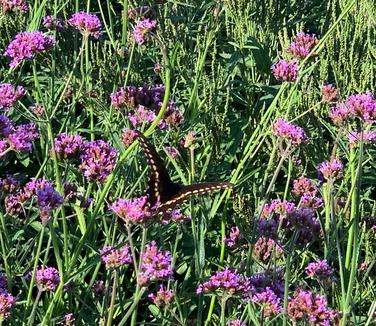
<box><xmin>135</xmin><ymin>131</ymin><xmax>176</xmax><ymax>206</ymax></box>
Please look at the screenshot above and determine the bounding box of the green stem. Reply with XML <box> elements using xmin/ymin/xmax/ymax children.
<box><xmin>220</xmin><ymin>297</ymin><xmax>227</xmax><ymax>326</ymax></box>
<box><xmin>130</xmin><ymin>226</ymin><xmax>148</xmax><ymax>326</ymax></box>
<box><xmin>0</xmin><ymin>213</ymin><xmax>11</xmax><ymax>288</ymax></box>
<box><xmin>23</xmin><ymin>227</ymin><xmax>45</xmax><ymax>325</ymax></box>
<box><xmin>106</xmin><ymin>269</ymin><xmax>119</xmax><ymax>326</ymax></box>
<box><xmin>27</xmin><ymin>289</ymin><xmax>42</xmax><ymax>326</ymax></box>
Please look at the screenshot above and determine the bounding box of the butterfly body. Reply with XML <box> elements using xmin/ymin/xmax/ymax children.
<box><xmin>135</xmin><ymin>131</ymin><xmax>233</xmax><ymax>215</ymax></box>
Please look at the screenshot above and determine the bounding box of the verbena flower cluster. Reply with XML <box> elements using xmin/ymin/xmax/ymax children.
<box><xmin>0</xmin><ymin>115</ymin><xmax>39</xmax><ymax>156</ymax></box>
<box><xmin>0</xmin><ymin>83</ymin><xmax>26</xmax><ymax>110</ymax></box>
<box><xmin>99</xmin><ymin>245</ymin><xmax>132</xmax><ymax>270</ymax></box>
<box><xmin>292</xmin><ymin>175</ymin><xmax>323</xmax><ymax>208</ymax></box>
<box><xmin>224</xmin><ymin>226</ymin><xmax>241</xmax><ymax>249</ymax></box>
<box><xmin>132</xmin><ymin>18</ymin><xmax>157</xmax><ymax>45</ymax></box>
<box><xmin>54</xmin><ymin>133</ymin><xmax>83</xmax><ymax>160</ymax></box>
<box><xmin>111</xmin><ymin>85</ymin><xmax>184</xmax><ymax>129</ymax></box>
<box><xmin>67</xmin><ymin>12</ymin><xmax>102</xmax><ymax>39</ymax></box>
<box><xmin>138</xmin><ymin>241</ymin><xmax>173</xmax><ymax>286</ymax></box>
<box><xmin>272</xmin><ymin>118</ymin><xmax>307</xmax><ymax>146</ymax></box>
<box><xmin>148</xmin><ymin>285</ymin><xmax>174</xmax><ymax>307</ymax></box>
<box><xmin>4</xmin><ymin>31</ymin><xmax>55</xmax><ymax>67</ymax></box>
<box><xmin>1</xmin><ymin>0</ymin><xmax>28</xmax><ymax>13</ymax></box>
<box><xmin>318</xmin><ymin>158</ymin><xmax>343</xmax><ymax>182</ymax></box>
<box><xmin>288</xmin><ymin>290</ymin><xmax>337</xmax><ymax>325</ymax></box>
<box><xmin>329</xmin><ymin>92</ymin><xmax>376</xmax><ymax>124</ymax></box>
<box><xmin>305</xmin><ymin>259</ymin><xmax>335</xmax><ymax>285</ymax></box>
<box><xmin>288</xmin><ymin>32</ymin><xmax>319</xmax><ymax>59</ymax></box>
<box><xmin>79</xmin><ymin>140</ymin><xmax>117</xmax><ymax>182</ymax></box>
<box><xmin>4</xmin><ymin>178</ymin><xmax>63</xmax><ymax>223</ymax></box>
<box><xmin>271</xmin><ymin>59</ymin><xmax>298</xmax><ymax>82</ymax></box>
<box><xmin>0</xmin><ymin>274</ymin><xmax>16</xmax><ymax>321</ymax></box>
<box><xmin>35</xmin><ymin>266</ymin><xmax>60</xmax><ymax>292</ymax></box>
<box><xmin>252</xmin><ymin>237</ymin><xmax>282</xmax><ymax>263</ymax></box>
<box><xmin>42</xmin><ymin>15</ymin><xmax>66</xmax><ymax>31</ymax></box>
<box><xmin>110</xmin><ymin>196</ymin><xmax>151</xmax><ymax>224</ymax></box>
<box><xmin>252</xmin><ymin>287</ymin><xmax>282</xmax><ymax>317</ymax></box>
<box><xmin>196</xmin><ymin>268</ymin><xmax>251</xmax><ymax>297</ymax></box>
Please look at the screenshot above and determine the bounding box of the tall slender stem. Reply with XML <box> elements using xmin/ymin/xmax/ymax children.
<box><xmin>106</xmin><ymin>270</ymin><xmax>119</xmax><ymax>326</ymax></box>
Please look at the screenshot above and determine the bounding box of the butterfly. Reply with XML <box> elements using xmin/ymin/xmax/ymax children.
<box><xmin>135</xmin><ymin>131</ymin><xmax>233</xmax><ymax>216</ymax></box>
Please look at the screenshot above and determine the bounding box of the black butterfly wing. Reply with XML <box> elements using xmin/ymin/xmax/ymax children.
<box><xmin>135</xmin><ymin>131</ymin><xmax>180</xmax><ymax>206</ymax></box>
<box><xmin>156</xmin><ymin>182</ymin><xmax>233</xmax><ymax>214</ymax></box>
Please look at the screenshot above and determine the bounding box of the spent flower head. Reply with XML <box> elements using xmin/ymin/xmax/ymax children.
<box><xmin>321</xmin><ymin>84</ymin><xmax>338</xmax><ymax>103</ymax></box>
<box><xmin>224</xmin><ymin>226</ymin><xmax>241</xmax><ymax>249</ymax></box>
<box><xmin>121</xmin><ymin>128</ymin><xmax>137</xmax><ymax>148</ymax></box>
<box><xmin>4</xmin><ymin>31</ymin><xmax>55</xmax><ymax>68</ymax></box>
<box><xmin>42</xmin><ymin>15</ymin><xmax>66</xmax><ymax>31</ymax></box>
<box><xmin>253</xmin><ymin>237</ymin><xmax>282</xmax><ymax>264</ymax></box>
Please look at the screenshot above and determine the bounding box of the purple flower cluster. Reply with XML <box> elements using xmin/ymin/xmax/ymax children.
<box><xmin>0</xmin><ymin>116</ymin><xmax>39</xmax><ymax>156</ymax></box>
<box><xmin>271</xmin><ymin>59</ymin><xmax>298</xmax><ymax>82</ymax></box>
<box><xmin>253</xmin><ymin>237</ymin><xmax>282</xmax><ymax>263</ymax></box>
<box><xmin>132</xmin><ymin>18</ymin><xmax>157</xmax><ymax>45</ymax></box>
<box><xmin>54</xmin><ymin>133</ymin><xmax>83</xmax><ymax>160</ymax></box>
<box><xmin>196</xmin><ymin>268</ymin><xmax>251</xmax><ymax>297</ymax></box>
<box><xmin>0</xmin><ymin>83</ymin><xmax>26</xmax><ymax>110</ymax></box>
<box><xmin>164</xmin><ymin>146</ymin><xmax>178</xmax><ymax>158</ymax></box>
<box><xmin>288</xmin><ymin>32</ymin><xmax>319</xmax><ymax>59</ymax></box>
<box><xmin>0</xmin><ymin>290</ymin><xmax>16</xmax><ymax>320</ymax></box>
<box><xmin>62</xmin><ymin>313</ymin><xmax>75</xmax><ymax>326</ymax></box>
<box><xmin>0</xmin><ymin>115</ymin><xmax>13</xmax><ymax>137</ymax></box>
<box><xmin>138</xmin><ymin>241</ymin><xmax>173</xmax><ymax>286</ymax></box>
<box><xmin>305</xmin><ymin>259</ymin><xmax>335</xmax><ymax>285</ymax></box>
<box><xmin>36</xmin><ymin>184</ymin><xmax>64</xmax><ymax>224</ymax></box>
<box><xmin>67</xmin><ymin>12</ymin><xmax>102</xmax><ymax>39</ymax></box>
<box><xmin>226</xmin><ymin>320</ymin><xmax>247</xmax><ymax>326</ymax></box>
<box><xmin>329</xmin><ymin>92</ymin><xmax>376</xmax><ymax>124</ymax></box>
<box><xmin>224</xmin><ymin>226</ymin><xmax>241</xmax><ymax>249</ymax></box>
<box><xmin>4</xmin><ymin>31</ymin><xmax>55</xmax><ymax>68</ymax></box>
<box><xmin>110</xmin><ymin>196</ymin><xmax>151</xmax><ymax>224</ymax></box>
<box><xmin>0</xmin><ymin>175</ymin><xmax>19</xmax><ymax>194</ymax></box>
<box><xmin>169</xmin><ymin>209</ymin><xmax>191</xmax><ymax>224</ymax></box>
<box><xmin>7</xmin><ymin>123</ymin><xmax>39</xmax><ymax>152</ymax></box>
<box><xmin>321</xmin><ymin>84</ymin><xmax>338</xmax><ymax>103</ymax></box>
<box><xmin>1</xmin><ymin>0</ymin><xmax>28</xmax><ymax>13</ymax></box>
<box><xmin>79</xmin><ymin>140</ymin><xmax>117</xmax><ymax>182</ymax></box>
<box><xmin>4</xmin><ymin>178</ymin><xmax>63</xmax><ymax>221</ymax></box>
<box><xmin>272</xmin><ymin>118</ymin><xmax>307</xmax><ymax>146</ymax></box>
<box><xmin>293</xmin><ymin>176</ymin><xmax>323</xmax><ymax>208</ymax></box>
<box><xmin>284</xmin><ymin>208</ymin><xmax>321</xmax><ymax>245</ymax></box>
<box><xmin>249</xmin><ymin>271</ymin><xmax>285</xmax><ymax>298</ymax></box>
<box><xmin>288</xmin><ymin>290</ymin><xmax>337</xmax><ymax>325</ymax></box>
<box><xmin>99</xmin><ymin>245</ymin><xmax>132</xmax><ymax>270</ymax></box>
<box><xmin>148</xmin><ymin>285</ymin><xmax>174</xmax><ymax>307</ymax></box>
<box><xmin>42</xmin><ymin>15</ymin><xmax>66</xmax><ymax>31</ymax></box>
<box><xmin>111</xmin><ymin>84</ymin><xmax>164</xmax><ymax>110</ymax></box>
<box><xmin>111</xmin><ymin>85</ymin><xmax>184</xmax><ymax>129</ymax></box>
<box><xmin>318</xmin><ymin>158</ymin><xmax>343</xmax><ymax>182</ymax></box>
<box><xmin>252</xmin><ymin>287</ymin><xmax>282</xmax><ymax>317</ymax></box>
<box><xmin>121</xmin><ymin>128</ymin><xmax>137</xmax><ymax>147</ymax></box>
<box><xmin>35</xmin><ymin>266</ymin><xmax>60</xmax><ymax>291</ymax></box>
<box><xmin>262</xmin><ymin>199</ymin><xmax>296</xmax><ymax>218</ymax></box>
<box><xmin>348</xmin><ymin>130</ymin><xmax>376</xmax><ymax>147</ymax></box>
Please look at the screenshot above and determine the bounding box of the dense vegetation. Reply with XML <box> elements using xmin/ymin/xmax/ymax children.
<box><xmin>0</xmin><ymin>0</ymin><xmax>375</xmax><ymax>325</ymax></box>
